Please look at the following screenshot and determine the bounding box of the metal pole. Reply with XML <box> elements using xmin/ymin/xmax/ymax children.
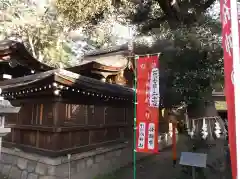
<box><xmin>0</xmin><ymin>135</ymin><xmax>2</xmax><ymax>160</ymax></box>
<box><xmin>0</xmin><ymin>116</ymin><xmax>5</xmax><ymax>159</ymax></box>
<box><xmin>133</xmin><ymin>57</ymin><xmax>137</xmax><ymax>179</ymax></box>
<box><xmin>67</xmin><ymin>154</ymin><xmax>71</xmax><ymax>179</ymax></box>
<box><xmin>192</xmin><ymin>167</ymin><xmax>196</xmax><ymax>179</ymax></box>
<box><xmin>128</xmin><ymin>26</ymin><xmax>137</xmax><ymax>179</ymax></box>
<box><xmin>172</xmin><ymin>122</ymin><xmax>177</xmax><ymax>166</ymax></box>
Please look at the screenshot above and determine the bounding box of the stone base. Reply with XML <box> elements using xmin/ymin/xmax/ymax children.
<box><xmin>0</xmin><ymin>134</ymin><xmax>177</xmax><ymax>179</ymax></box>
<box><xmin>0</xmin><ymin>128</ymin><xmax>11</xmax><ymax>137</ymax></box>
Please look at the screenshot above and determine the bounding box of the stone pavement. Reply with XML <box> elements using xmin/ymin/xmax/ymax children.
<box><xmin>96</xmin><ymin>134</ymin><xmax>188</xmax><ymax>179</ymax></box>
<box><xmin>0</xmin><ymin>174</ymin><xmax>6</xmax><ymax>179</ymax></box>
<box><xmin>109</xmin><ymin>149</ymin><xmax>183</xmax><ymax>179</ymax></box>
<box><xmin>96</xmin><ymin>134</ymin><xmax>232</xmax><ymax>179</ymax></box>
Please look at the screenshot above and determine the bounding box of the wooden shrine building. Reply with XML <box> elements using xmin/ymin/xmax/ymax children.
<box><xmin>0</xmin><ymin>40</ymin><xmax>52</xmax><ymax>79</ymax></box>
<box><xmin>0</xmin><ymin>40</ymin><xmax>134</xmax><ymax>158</ymax></box>
<box><xmin>67</xmin><ymin>44</ymin><xmax>134</xmax><ymax>87</ymax></box>
<box><xmin>0</xmin><ymin>69</ymin><xmax>133</xmax><ymax>157</ymax></box>
<box><xmin>0</xmin><ymin>40</ymin><xmax>175</xmax><ymax>179</ymax></box>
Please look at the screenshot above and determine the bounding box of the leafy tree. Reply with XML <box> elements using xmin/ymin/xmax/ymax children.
<box><xmin>55</xmin><ymin>0</ymin><xmax>217</xmax><ymax>31</ymax></box>
<box><xmin>56</xmin><ymin>0</ymin><xmax>223</xmax><ymax>116</ymax></box>
<box><xmin>0</xmin><ymin>0</ymin><xmax>128</xmax><ymax>66</ymax></box>
<box><xmin>2</xmin><ymin>0</ymin><xmax>223</xmax><ymax>115</ymax></box>
<box><xmin>0</xmin><ymin>0</ymin><xmax>75</xmax><ymax>67</ymax></box>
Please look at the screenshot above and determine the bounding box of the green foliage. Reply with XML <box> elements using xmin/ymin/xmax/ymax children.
<box><xmin>2</xmin><ymin>0</ymin><xmax>223</xmax><ymax>107</ymax></box>
<box><xmin>0</xmin><ymin>0</ymin><xmax>74</xmax><ymax>67</ymax></box>
<box><xmin>56</xmin><ymin>0</ymin><xmax>222</xmax><ymax>106</ymax></box>
<box><xmin>56</xmin><ymin>0</ymin><xmax>112</xmax><ymax>28</ymax></box>
<box><xmin>133</xmin><ymin>13</ymin><xmax>222</xmax><ymax>106</ymax></box>
<box><xmin>167</xmin><ymin>18</ymin><xmax>222</xmax><ymax>106</ymax></box>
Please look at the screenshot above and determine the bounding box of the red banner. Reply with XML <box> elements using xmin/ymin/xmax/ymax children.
<box><xmin>220</xmin><ymin>0</ymin><xmax>237</xmax><ymax>178</ymax></box>
<box><xmin>136</xmin><ymin>55</ymin><xmax>159</xmax><ymax>153</ymax></box>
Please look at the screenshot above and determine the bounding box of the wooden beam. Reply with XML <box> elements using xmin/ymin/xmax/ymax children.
<box><xmin>3</xmin><ymin>139</ymin><xmax>127</xmax><ymax>158</ymax></box>
<box><xmin>5</xmin><ymin>123</ymin><xmax>129</xmax><ymax>132</ymax></box>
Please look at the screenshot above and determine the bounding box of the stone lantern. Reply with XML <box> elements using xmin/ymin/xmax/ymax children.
<box><xmin>0</xmin><ymin>89</ymin><xmax>21</xmax><ymax>156</ymax></box>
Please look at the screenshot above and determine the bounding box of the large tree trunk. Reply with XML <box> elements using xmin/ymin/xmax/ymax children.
<box><xmin>184</xmin><ymin>92</ymin><xmax>230</xmax><ymax>179</ymax></box>
<box><xmin>188</xmin><ymin>99</ymin><xmax>218</xmax><ymax>118</ymax></box>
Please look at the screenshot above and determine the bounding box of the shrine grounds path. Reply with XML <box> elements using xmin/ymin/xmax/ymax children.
<box><xmin>95</xmin><ymin>134</ymin><xmax>232</xmax><ymax>179</ymax></box>
<box><xmin>0</xmin><ymin>174</ymin><xmax>6</xmax><ymax>179</ymax></box>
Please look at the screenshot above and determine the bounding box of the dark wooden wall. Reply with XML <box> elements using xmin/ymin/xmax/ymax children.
<box><xmin>3</xmin><ymin>102</ymin><xmax>133</xmax><ymax>157</ymax></box>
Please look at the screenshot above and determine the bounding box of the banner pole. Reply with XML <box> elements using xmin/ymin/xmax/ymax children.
<box><xmin>220</xmin><ymin>0</ymin><xmax>237</xmax><ymax>178</ymax></box>
<box><xmin>230</xmin><ymin>0</ymin><xmax>240</xmax><ymax>178</ymax></box>
<box><xmin>133</xmin><ymin>55</ymin><xmax>137</xmax><ymax>179</ymax></box>
<box><xmin>172</xmin><ymin>122</ymin><xmax>177</xmax><ymax>166</ymax></box>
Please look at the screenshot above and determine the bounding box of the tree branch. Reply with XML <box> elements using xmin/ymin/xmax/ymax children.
<box><xmin>140</xmin><ymin>15</ymin><xmax>168</xmax><ymax>33</ymax></box>
<box><xmin>130</xmin><ymin>0</ymin><xmax>153</xmax><ymax>23</ymax></box>
<box><xmin>139</xmin><ymin>0</ymin><xmax>216</xmax><ymax>32</ymax></box>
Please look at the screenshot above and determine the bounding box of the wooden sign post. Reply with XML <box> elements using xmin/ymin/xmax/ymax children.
<box><xmin>0</xmin><ymin>89</ymin><xmax>21</xmax><ymax>157</ymax></box>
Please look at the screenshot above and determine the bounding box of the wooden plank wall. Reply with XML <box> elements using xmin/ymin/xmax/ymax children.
<box><xmin>3</xmin><ymin>102</ymin><xmax>133</xmax><ymax>155</ymax></box>
<box><xmin>56</xmin><ymin>103</ymin><xmax>132</xmax><ymax>150</ymax></box>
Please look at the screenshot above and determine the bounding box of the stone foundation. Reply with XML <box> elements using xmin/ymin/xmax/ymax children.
<box><xmin>0</xmin><ymin>133</ymin><xmax>177</xmax><ymax>179</ymax></box>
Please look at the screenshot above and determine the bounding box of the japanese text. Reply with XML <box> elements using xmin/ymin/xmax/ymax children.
<box><xmin>149</xmin><ymin>68</ymin><xmax>160</xmax><ymax>108</ymax></box>
<box><xmin>222</xmin><ymin>1</ymin><xmax>231</xmax><ymax>27</ymax></box>
<box><xmin>138</xmin><ymin>122</ymin><xmax>146</xmax><ymax>149</ymax></box>
<box><xmin>225</xmin><ymin>33</ymin><xmax>232</xmax><ymax>56</ymax></box>
<box><xmin>147</xmin><ymin>123</ymin><xmax>155</xmax><ymax>150</ymax></box>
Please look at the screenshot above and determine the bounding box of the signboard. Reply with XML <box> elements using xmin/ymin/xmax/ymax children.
<box><xmin>180</xmin><ymin>152</ymin><xmax>207</xmax><ymax>168</ymax></box>
<box><xmin>136</xmin><ymin>55</ymin><xmax>159</xmax><ymax>153</ymax></box>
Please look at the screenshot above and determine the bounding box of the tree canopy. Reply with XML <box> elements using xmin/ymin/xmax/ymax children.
<box><xmin>55</xmin><ymin>0</ymin><xmax>217</xmax><ymax>31</ymax></box>
<box><xmin>57</xmin><ymin>0</ymin><xmax>223</xmax><ymax>107</ymax></box>
<box><xmin>0</xmin><ymin>0</ymin><xmax>76</xmax><ymax>67</ymax></box>
<box><xmin>1</xmin><ymin>0</ymin><xmax>223</xmax><ymax>108</ymax></box>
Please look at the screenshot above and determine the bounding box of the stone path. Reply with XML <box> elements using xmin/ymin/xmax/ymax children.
<box><xmin>0</xmin><ymin>174</ymin><xmax>6</xmax><ymax>179</ymax></box>
<box><xmin>96</xmin><ymin>135</ymin><xmax>232</xmax><ymax>179</ymax></box>
<box><xmin>108</xmin><ymin>149</ymin><xmax>182</xmax><ymax>179</ymax></box>
<box><xmin>96</xmin><ymin>134</ymin><xmax>188</xmax><ymax>179</ymax></box>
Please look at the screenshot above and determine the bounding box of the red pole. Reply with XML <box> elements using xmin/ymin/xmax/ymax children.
<box><xmin>172</xmin><ymin>122</ymin><xmax>177</xmax><ymax>166</ymax></box>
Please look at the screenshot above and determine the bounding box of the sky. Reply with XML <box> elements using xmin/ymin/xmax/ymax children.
<box><xmin>207</xmin><ymin>1</ymin><xmax>220</xmax><ymax>19</ymax></box>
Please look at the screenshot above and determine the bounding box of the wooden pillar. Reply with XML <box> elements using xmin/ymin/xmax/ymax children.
<box><xmin>52</xmin><ymin>102</ymin><xmax>64</xmax><ymax>150</ymax></box>
<box><xmin>169</xmin><ymin>114</ymin><xmax>178</xmax><ymax>166</ymax></box>
<box><xmin>53</xmin><ymin>102</ymin><xmax>64</xmax><ymax>126</ymax></box>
